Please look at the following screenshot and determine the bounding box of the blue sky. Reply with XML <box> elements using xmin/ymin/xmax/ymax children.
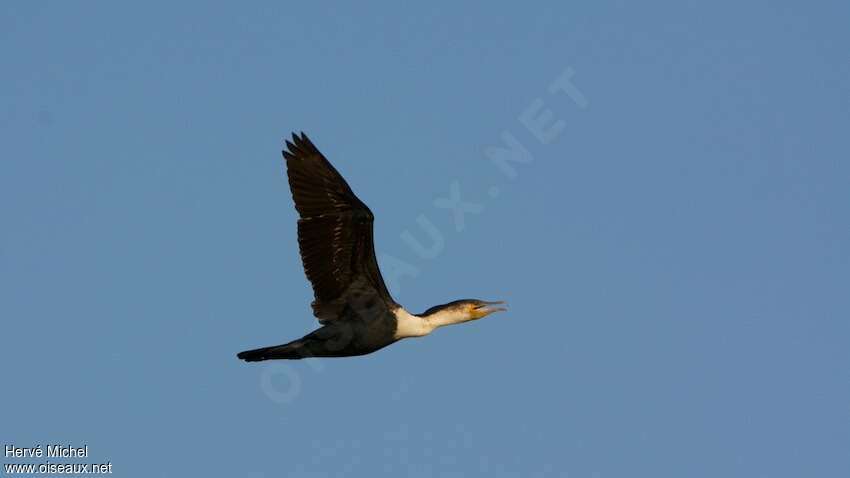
<box><xmin>1</xmin><ymin>1</ymin><xmax>848</xmax><ymax>477</ymax></box>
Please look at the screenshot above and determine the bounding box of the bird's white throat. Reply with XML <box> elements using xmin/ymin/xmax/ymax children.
<box><xmin>393</xmin><ymin>307</ymin><xmax>471</xmax><ymax>339</ymax></box>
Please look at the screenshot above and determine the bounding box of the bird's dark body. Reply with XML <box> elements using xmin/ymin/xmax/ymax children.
<box><xmin>237</xmin><ymin>314</ymin><xmax>397</xmax><ymax>361</ymax></box>
<box><xmin>238</xmin><ymin>285</ymin><xmax>400</xmax><ymax>361</ymax></box>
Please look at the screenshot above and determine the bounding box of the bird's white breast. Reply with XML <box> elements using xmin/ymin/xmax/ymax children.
<box><xmin>393</xmin><ymin>307</ymin><xmax>432</xmax><ymax>339</ymax></box>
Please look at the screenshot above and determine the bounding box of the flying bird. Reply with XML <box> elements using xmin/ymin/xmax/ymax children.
<box><xmin>237</xmin><ymin>133</ymin><xmax>506</xmax><ymax>361</ymax></box>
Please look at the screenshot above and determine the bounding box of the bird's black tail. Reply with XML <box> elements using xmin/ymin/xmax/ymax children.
<box><xmin>237</xmin><ymin>341</ymin><xmax>310</xmax><ymax>362</ymax></box>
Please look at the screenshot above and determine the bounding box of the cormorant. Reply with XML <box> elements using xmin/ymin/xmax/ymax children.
<box><xmin>237</xmin><ymin>133</ymin><xmax>506</xmax><ymax>361</ymax></box>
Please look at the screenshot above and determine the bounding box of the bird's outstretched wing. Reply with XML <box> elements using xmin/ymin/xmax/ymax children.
<box><xmin>283</xmin><ymin>132</ymin><xmax>395</xmax><ymax>323</ymax></box>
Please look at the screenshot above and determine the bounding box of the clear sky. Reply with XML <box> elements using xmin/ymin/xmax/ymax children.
<box><xmin>2</xmin><ymin>2</ymin><xmax>848</xmax><ymax>477</ymax></box>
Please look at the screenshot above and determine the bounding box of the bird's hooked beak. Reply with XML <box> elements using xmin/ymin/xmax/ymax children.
<box><xmin>472</xmin><ymin>300</ymin><xmax>507</xmax><ymax>319</ymax></box>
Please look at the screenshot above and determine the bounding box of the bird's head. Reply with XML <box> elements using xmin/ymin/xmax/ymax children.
<box><xmin>420</xmin><ymin>299</ymin><xmax>507</xmax><ymax>327</ymax></box>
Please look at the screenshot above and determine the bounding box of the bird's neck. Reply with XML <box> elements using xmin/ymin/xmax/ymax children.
<box><xmin>393</xmin><ymin>307</ymin><xmax>470</xmax><ymax>339</ymax></box>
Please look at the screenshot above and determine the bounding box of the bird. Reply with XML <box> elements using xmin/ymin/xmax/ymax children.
<box><xmin>237</xmin><ymin>132</ymin><xmax>506</xmax><ymax>361</ymax></box>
